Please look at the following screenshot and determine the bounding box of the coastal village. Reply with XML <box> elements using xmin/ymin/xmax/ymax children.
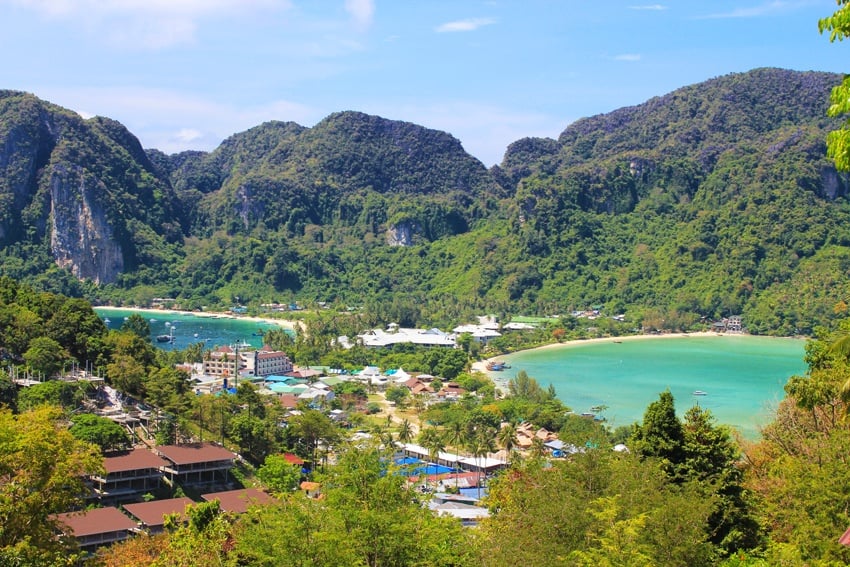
<box><xmin>20</xmin><ymin>310</ymin><xmax>624</xmax><ymax>555</ymax></box>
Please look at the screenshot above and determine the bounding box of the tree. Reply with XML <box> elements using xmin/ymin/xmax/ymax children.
<box><xmin>257</xmin><ymin>454</ymin><xmax>302</xmax><ymax>494</ymax></box>
<box><xmin>630</xmin><ymin>390</ymin><xmax>685</xmax><ymax>478</ymax></box>
<box><xmin>385</xmin><ymin>385</ymin><xmax>409</xmax><ymax>408</ymax></box>
<box><xmin>418</xmin><ymin>427</ymin><xmax>446</xmax><ymax>482</ymax></box>
<box><xmin>69</xmin><ymin>413</ymin><xmax>130</xmax><ymax>452</ymax></box>
<box><xmin>23</xmin><ymin>336</ymin><xmax>70</xmax><ymax>378</ymax></box>
<box><xmin>820</xmin><ymin>1</ymin><xmax>850</xmax><ymax>170</ymax></box>
<box><xmin>397</xmin><ymin>417</ymin><xmax>414</xmax><ymax>444</ymax></box>
<box><xmin>0</xmin><ymin>407</ymin><xmax>102</xmax><ymax>563</ymax></box>
<box><xmin>120</xmin><ymin>313</ymin><xmax>151</xmax><ymax>341</ymax></box>
<box><xmin>17</xmin><ymin>380</ymin><xmax>87</xmax><ymax>412</ymax></box>
<box><xmin>288</xmin><ymin>409</ymin><xmax>338</xmax><ymax>471</ymax></box>
<box><xmin>0</xmin><ymin>371</ymin><xmax>17</xmax><ymax>411</ymax></box>
<box><xmin>497</xmin><ymin>422</ymin><xmax>519</xmax><ymax>464</ymax></box>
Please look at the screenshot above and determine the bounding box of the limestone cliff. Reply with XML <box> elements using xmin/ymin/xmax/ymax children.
<box><xmin>49</xmin><ymin>164</ymin><xmax>123</xmax><ymax>284</ymax></box>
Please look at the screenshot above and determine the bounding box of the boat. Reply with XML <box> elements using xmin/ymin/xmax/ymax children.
<box><xmin>692</xmin><ymin>390</ymin><xmax>708</xmax><ymax>396</ymax></box>
<box><xmin>252</xmin><ymin>329</ymin><xmax>265</xmax><ymax>337</ymax></box>
<box><xmin>156</xmin><ymin>334</ymin><xmax>173</xmax><ymax>343</ymax></box>
<box><xmin>103</xmin><ymin>318</ymin><xmax>111</xmax><ymax>324</ymax></box>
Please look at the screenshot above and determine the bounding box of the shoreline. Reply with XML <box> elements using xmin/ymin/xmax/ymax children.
<box><xmin>94</xmin><ymin>305</ymin><xmax>302</xmax><ymax>332</ymax></box>
<box><xmin>470</xmin><ymin>331</ymin><xmax>784</xmax><ymax>375</ymax></box>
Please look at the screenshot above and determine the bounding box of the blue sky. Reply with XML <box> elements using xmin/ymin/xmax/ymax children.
<box><xmin>0</xmin><ymin>1</ymin><xmax>846</xmax><ymax>166</ymax></box>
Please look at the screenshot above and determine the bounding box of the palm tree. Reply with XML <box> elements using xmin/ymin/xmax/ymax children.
<box><xmin>397</xmin><ymin>418</ymin><xmax>414</xmax><ymax>445</ymax></box>
<box><xmin>497</xmin><ymin>422</ymin><xmax>518</xmax><ymax>465</ymax></box>
<box><xmin>446</xmin><ymin>420</ymin><xmax>465</xmax><ymax>490</ymax></box>
<box><xmin>467</xmin><ymin>427</ymin><xmax>496</xmax><ymax>498</ymax></box>
<box><xmin>418</xmin><ymin>427</ymin><xmax>446</xmax><ymax>488</ymax></box>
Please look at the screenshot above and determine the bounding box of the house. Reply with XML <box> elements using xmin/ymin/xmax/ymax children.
<box><xmin>428</xmin><ymin>493</ymin><xmax>490</xmax><ymax>527</ymax></box>
<box><xmin>89</xmin><ymin>448</ymin><xmax>170</xmax><ymax>503</ymax></box>
<box><xmin>452</xmin><ymin>324</ymin><xmax>502</xmax><ymax>344</ymax></box>
<box><xmin>300</xmin><ymin>481</ymin><xmax>322</xmax><ymax>499</ymax></box>
<box><xmin>53</xmin><ymin>506</ymin><xmax>138</xmax><ymax>552</ymax></box>
<box><xmin>156</xmin><ymin>443</ymin><xmax>237</xmax><ymax>487</ymax></box>
<box><xmin>123</xmin><ymin>497</ymin><xmax>195</xmax><ymax>534</ymax></box>
<box><xmin>202</xmin><ymin>488</ymin><xmax>273</xmax><ymax>514</ymax></box>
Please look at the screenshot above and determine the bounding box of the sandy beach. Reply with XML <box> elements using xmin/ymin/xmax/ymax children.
<box><xmin>471</xmin><ymin>331</ymin><xmax>722</xmax><ymax>374</ymax></box>
<box><xmin>94</xmin><ymin>305</ymin><xmax>303</xmax><ymax>332</ymax></box>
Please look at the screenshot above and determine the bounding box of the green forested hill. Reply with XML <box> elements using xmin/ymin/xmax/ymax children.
<box><xmin>0</xmin><ymin>69</ymin><xmax>848</xmax><ymax>333</ymax></box>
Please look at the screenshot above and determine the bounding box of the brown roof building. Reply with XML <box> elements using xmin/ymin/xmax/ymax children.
<box><xmin>202</xmin><ymin>488</ymin><xmax>273</xmax><ymax>514</ymax></box>
<box><xmin>156</xmin><ymin>443</ymin><xmax>237</xmax><ymax>487</ymax></box>
<box><xmin>123</xmin><ymin>497</ymin><xmax>196</xmax><ymax>534</ymax></box>
<box><xmin>53</xmin><ymin>506</ymin><xmax>137</xmax><ymax>551</ymax></box>
<box><xmin>90</xmin><ymin>448</ymin><xmax>169</xmax><ymax>503</ymax></box>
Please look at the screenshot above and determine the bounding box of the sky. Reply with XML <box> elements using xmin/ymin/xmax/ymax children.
<box><xmin>0</xmin><ymin>1</ymin><xmax>847</xmax><ymax>167</ymax></box>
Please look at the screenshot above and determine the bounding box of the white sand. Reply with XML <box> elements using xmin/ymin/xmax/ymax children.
<box><xmin>95</xmin><ymin>305</ymin><xmax>303</xmax><ymax>332</ymax></box>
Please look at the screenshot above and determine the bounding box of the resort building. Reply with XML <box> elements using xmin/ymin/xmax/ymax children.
<box><xmin>53</xmin><ymin>507</ymin><xmax>138</xmax><ymax>552</ymax></box>
<box><xmin>201</xmin><ymin>488</ymin><xmax>273</xmax><ymax>514</ymax></box>
<box><xmin>356</xmin><ymin>326</ymin><xmax>456</xmax><ymax>348</ymax></box>
<box><xmin>250</xmin><ymin>349</ymin><xmax>293</xmax><ymax>377</ymax></box>
<box><xmin>88</xmin><ymin>448</ymin><xmax>169</xmax><ymax>504</ymax></box>
<box><xmin>155</xmin><ymin>443</ymin><xmax>237</xmax><ymax>487</ymax></box>
<box><xmin>123</xmin><ymin>497</ymin><xmax>195</xmax><ymax>534</ymax></box>
<box><xmin>202</xmin><ymin>346</ymin><xmax>246</xmax><ymax>379</ymax></box>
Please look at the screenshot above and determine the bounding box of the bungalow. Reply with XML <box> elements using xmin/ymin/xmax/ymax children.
<box><xmin>202</xmin><ymin>488</ymin><xmax>273</xmax><ymax>514</ymax></box>
<box><xmin>156</xmin><ymin>442</ymin><xmax>237</xmax><ymax>487</ymax></box>
<box><xmin>89</xmin><ymin>448</ymin><xmax>170</xmax><ymax>503</ymax></box>
<box><xmin>452</xmin><ymin>324</ymin><xmax>502</xmax><ymax>344</ymax></box>
<box><xmin>357</xmin><ymin>327</ymin><xmax>456</xmax><ymax>349</ymax></box>
<box><xmin>53</xmin><ymin>506</ymin><xmax>137</xmax><ymax>552</ymax></box>
<box><xmin>123</xmin><ymin>497</ymin><xmax>195</xmax><ymax>534</ymax></box>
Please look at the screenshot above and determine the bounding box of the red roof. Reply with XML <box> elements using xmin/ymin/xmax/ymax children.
<box><xmin>840</xmin><ymin>526</ymin><xmax>850</xmax><ymax>546</ymax></box>
<box><xmin>156</xmin><ymin>443</ymin><xmax>236</xmax><ymax>466</ymax></box>
<box><xmin>123</xmin><ymin>497</ymin><xmax>196</xmax><ymax>528</ymax></box>
<box><xmin>201</xmin><ymin>488</ymin><xmax>273</xmax><ymax>514</ymax></box>
<box><xmin>54</xmin><ymin>507</ymin><xmax>137</xmax><ymax>537</ymax></box>
<box><xmin>279</xmin><ymin>394</ymin><xmax>299</xmax><ymax>408</ymax></box>
<box><xmin>103</xmin><ymin>448</ymin><xmax>169</xmax><ymax>474</ymax></box>
<box><xmin>282</xmin><ymin>453</ymin><xmax>304</xmax><ymax>465</ymax></box>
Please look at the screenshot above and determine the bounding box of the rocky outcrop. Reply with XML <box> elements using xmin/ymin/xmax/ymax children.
<box><xmin>49</xmin><ymin>165</ymin><xmax>123</xmax><ymax>284</ymax></box>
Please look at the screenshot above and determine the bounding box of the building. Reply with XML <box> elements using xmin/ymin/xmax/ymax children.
<box><xmin>89</xmin><ymin>448</ymin><xmax>169</xmax><ymax>503</ymax></box>
<box><xmin>357</xmin><ymin>326</ymin><xmax>456</xmax><ymax>348</ymax></box>
<box><xmin>251</xmin><ymin>349</ymin><xmax>293</xmax><ymax>377</ymax></box>
<box><xmin>156</xmin><ymin>443</ymin><xmax>237</xmax><ymax>487</ymax></box>
<box><xmin>53</xmin><ymin>507</ymin><xmax>137</xmax><ymax>552</ymax></box>
<box><xmin>202</xmin><ymin>346</ymin><xmax>247</xmax><ymax>379</ymax></box>
<box><xmin>202</xmin><ymin>488</ymin><xmax>273</xmax><ymax>514</ymax></box>
<box><xmin>123</xmin><ymin>497</ymin><xmax>195</xmax><ymax>534</ymax></box>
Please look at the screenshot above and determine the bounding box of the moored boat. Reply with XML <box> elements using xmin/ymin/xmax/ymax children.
<box><xmin>693</xmin><ymin>390</ymin><xmax>707</xmax><ymax>396</ymax></box>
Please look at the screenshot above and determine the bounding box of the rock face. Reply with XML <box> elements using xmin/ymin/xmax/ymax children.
<box><xmin>386</xmin><ymin>221</ymin><xmax>417</xmax><ymax>246</ymax></box>
<box><xmin>49</xmin><ymin>165</ymin><xmax>123</xmax><ymax>284</ymax></box>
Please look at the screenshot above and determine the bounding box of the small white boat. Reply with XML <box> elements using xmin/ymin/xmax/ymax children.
<box><xmin>103</xmin><ymin>318</ymin><xmax>111</xmax><ymax>324</ymax></box>
<box><xmin>693</xmin><ymin>390</ymin><xmax>708</xmax><ymax>396</ymax></box>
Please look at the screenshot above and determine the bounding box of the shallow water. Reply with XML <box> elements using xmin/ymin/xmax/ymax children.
<box><xmin>493</xmin><ymin>335</ymin><xmax>808</xmax><ymax>438</ymax></box>
<box><xmin>94</xmin><ymin>308</ymin><xmax>282</xmax><ymax>351</ymax></box>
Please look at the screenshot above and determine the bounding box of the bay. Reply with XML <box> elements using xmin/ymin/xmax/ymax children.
<box><xmin>94</xmin><ymin>308</ymin><xmax>285</xmax><ymax>351</ymax></box>
<box><xmin>493</xmin><ymin>334</ymin><xmax>808</xmax><ymax>438</ymax></box>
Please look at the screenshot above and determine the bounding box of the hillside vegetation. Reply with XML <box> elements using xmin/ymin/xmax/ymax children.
<box><xmin>0</xmin><ymin>68</ymin><xmax>848</xmax><ymax>333</ymax></box>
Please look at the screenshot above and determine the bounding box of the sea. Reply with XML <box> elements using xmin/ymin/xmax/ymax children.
<box><xmin>94</xmin><ymin>308</ymin><xmax>285</xmax><ymax>351</ymax></box>
<box><xmin>491</xmin><ymin>334</ymin><xmax>809</xmax><ymax>439</ymax></box>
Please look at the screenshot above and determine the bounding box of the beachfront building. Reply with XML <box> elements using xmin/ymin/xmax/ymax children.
<box><xmin>357</xmin><ymin>326</ymin><xmax>456</xmax><ymax>349</ymax></box>
<box><xmin>202</xmin><ymin>346</ymin><xmax>247</xmax><ymax>380</ymax></box>
<box><xmin>250</xmin><ymin>348</ymin><xmax>293</xmax><ymax>377</ymax></box>
<box><xmin>452</xmin><ymin>324</ymin><xmax>502</xmax><ymax>344</ymax></box>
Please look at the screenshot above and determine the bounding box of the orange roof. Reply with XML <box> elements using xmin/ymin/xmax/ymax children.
<box><xmin>282</xmin><ymin>453</ymin><xmax>304</xmax><ymax>465</ymax></box>
<box><xmin>300</xmin><ymin>481</ymin><xmax>321</xmax><ymax>491</ymax></box>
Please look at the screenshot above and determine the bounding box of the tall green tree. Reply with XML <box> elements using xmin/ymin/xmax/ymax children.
<box><xmin>69</xmin><ymin>413</ymin><xmax>130</xmax><ymax>453</ymax></box>
<box><xmin>0</xmin><ymin>407</ymin><xmax>103</xmax><ymax>564</ymax></box>
<box><xmin>120</xmin><ymin>313</ymin><xmax>151</xmax><ymax>341</ymax></box>
<box><xmin>23</xmin><ymin>337</ymin><xmax>70</xmax><ymax>378</ymax></box>
<box><xmin>631</xmin><ymin>390</ymin><xmax>685</xmax><ymax>477</ymax></box>
<box><xmin>820</xmin><ymin>0</ymin><xmax>850</xmax><ymax>170</ymax></box>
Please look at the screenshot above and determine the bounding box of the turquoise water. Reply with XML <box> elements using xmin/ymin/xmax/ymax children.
<box><xmin>494</xmin><ymin>335</ymin><xmax>808</xmax><ymax>438</ymax></box>
<box><xmin>94</xmin><ymin>308</ymin><xmax>282</xmax><ymax>351</ymax></box>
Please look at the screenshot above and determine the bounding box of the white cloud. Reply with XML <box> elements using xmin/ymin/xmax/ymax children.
<box><xmin>34</xmin><ymin>86</ymin><xmax>319</xmax><ymax>154</ymax></box>
<box><xmin>435</xmin><ymin>17</ymin><xmax>496</xmax><ymax>33</ymax></box>
<box><xmin>629</xmin><ymin>4</ymin><xmax>667</xmax><ymax>10</ymax></box>
<box><xmin>5</xmin><ymin>0</ymin><xmax>288</xmax><ymax>48</ymax></box>
<box><xmin>613</xmin><ymin>54</ymin><xmax>642</xmax><ymax>61</ymax></box>
<box><xmin>700</xmin><ymin>1</ymin><xmax>791</xmax><ymax>19</ymax></box>
<box><xmin>344</xmin><ymin>0</ymin><xmax>374</xmax><ymax>29</ymax></box>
